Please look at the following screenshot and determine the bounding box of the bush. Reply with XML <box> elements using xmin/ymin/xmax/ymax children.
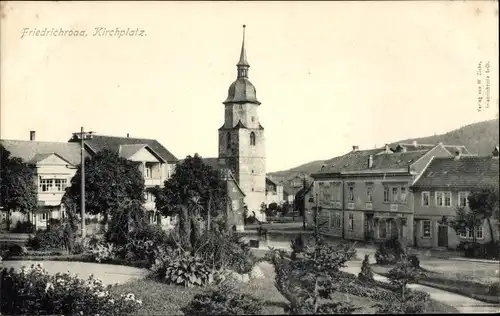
<box><xmin>375</xmin><ymin>243</ymin><xmax>397</xmax><ymax>265</ymax></box>
<box><xmin>182</xmin><ymin>278</ymin><xmax>263</xmax><ymax>316</ymax></box>
<box><xmin>358</xmin><ymin>254</ymin><xmax>374</xmax><ymax>282</ymax></box>
<box><xmin>374</xmin><ymin>289</ymin><xmax>430</xmax><ymax>314</ymax></box>
<box><xmin>460</xmin><ymin>241</ymin><xmax>500</xmax><ymax>259</ymax></box>
<box><xmin>87</xmin><ymin>242</ymin><xmax>118</xmax><ymax>263</ymax></box>
<box><xmin>8</xmin><ymin>244</ymin><xmax>27</xmax><ymax>256</ymax></box>
<box><xmin>290</xmin><ymin>234</ymin><xmax>305</xmax><ymax>259</ymax></box>
<box><xmin>194</xmin><ymin>231</ymin><xmax>257</xmax><ymax>274</ymax></box>
<box><xmin>150</xmin><ymin>248</ymin><xmax>216</xmax><ymax>287</ymax></box>
<box><xmin>26</xmin><ymin>227</ymin><xmax>66</xmax><ymax>250</ymax></box>
<box><xmin>408</xmin><ymin>254</ymin><xmax>420</xmax><ymax>268</ymax></box>
<box><xmin>0</xmin><ymin>264</ymin><xmax>142</xmax><ymax>316</ymax></box>
<box><xmin>12</xmin><ymin>221</ymin><xmax>35</xmax><ymax>233</ymax></box>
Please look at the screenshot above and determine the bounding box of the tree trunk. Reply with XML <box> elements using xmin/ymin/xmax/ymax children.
<box><xmin>6</xmin><ymin>210</ymin><xmax>11</xmax><ymax>231</ymax></box>
<box><xmin>486</xmin><ymin>218</ymin><xmax>496</xmax><ymax>242</ymax></box>
<box><xmin>207</xmin><ymin>194</ymin><xmax>211</xmax><ymax>231</ymax></box>
<box><xmin>401</xmin><ymin>283</ymin><xmax>405</xmax><ymax>302</ymax></box>
<box><xmin>101</xmin><ymin>212</ymin><xmax>109</xmax><ymax>233</ymax></box>
<box><xmin>179</xmin><ymin>205</ymin><xmax>191</xmax><ymax>250</ymax></box>
<box><xmin>190</xmin><ymin>217</ymin><xmax>201</xmax><ymax>254</ymax></box>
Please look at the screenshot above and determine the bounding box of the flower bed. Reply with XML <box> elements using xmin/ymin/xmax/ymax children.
<box><xmin>0</xmin><ymin>263</ymin><xmax>142</xmax><ymax>316</ymax></box>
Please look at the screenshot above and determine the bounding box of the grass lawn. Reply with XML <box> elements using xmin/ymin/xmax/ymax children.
<box><xmin>371</xmin><ymin>264</ymin><xmax>500</xmax><ymax>304</ymax></box>
<box><xmin>111</xmin><ymin>261</ymin><xmax>458</xmax><ymax>315</ymax></box>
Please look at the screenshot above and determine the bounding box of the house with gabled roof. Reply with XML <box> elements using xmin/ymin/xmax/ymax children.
<box><xmin>412</xmin><ymin>147</ymin><xmax>499</xmax><ymax>249</ymax></box>
<box><xmin>311</xmin><ymin>142</ymin><xmax>457</xmax><ymax>245</ymax></box>
<box><xmin>68</xmin><ymin>133</ymin><xmax>179</xmax><ymax>227</ymax></box>
<box><xmin>1</xmin><ymin>132</ymin><xmax>93</xmax><ymax>231</ymax></box>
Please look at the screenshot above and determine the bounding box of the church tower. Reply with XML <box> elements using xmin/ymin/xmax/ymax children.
<box><xmin>218</xmin><ymin>25</ymin><xmax>266</xmax><ymax>220</ymax></box>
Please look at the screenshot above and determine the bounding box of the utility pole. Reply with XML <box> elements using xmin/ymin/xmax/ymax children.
<box><xmin>302</xmin><ymin>176</ymin><xmax>307</xmax><ymax>230</ymax></box>
<box><xmin>73</xmin><ymin>127</ymin><xmax>94</xmax><ymax>238</ymax></box>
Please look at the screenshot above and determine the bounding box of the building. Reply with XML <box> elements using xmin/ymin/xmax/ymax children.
<box><xmin>1</xmin><ymin>131</ymin><xmax>92</xmax><ymax>230</ymax></box>
<box><xmin>412</xmin><ymin>147</ymin><xmax>499</xmax><ymax>249</ymax></box>
<box><xmin>265</xmin><ymin>177</ymin><xmax>284</xmax><ymax>206</ymax></box>
<box><xmin>311</xmin><ymin>142</ymin><xmax>462</xmax><ymax>245</ymax></box>
<box><xmin>0</xmin><ymin>131</ymin><xmax>179</xmax><ymax>231</ymax></box>
<box><xmin>216</xmin><ymin>25</ymin><xmax>267</xmax><ymax>221</ymax></box>
<box><xmin>68</xmin><ymin>133</ymin><xmax>178</xmax><ymax>228</ymax></box>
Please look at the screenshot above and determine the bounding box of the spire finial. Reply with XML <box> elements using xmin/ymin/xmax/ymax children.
<box><xmin>237</xmin><ymin>24</ymin><xmax>249</xmax><ymax>71</ymax></box>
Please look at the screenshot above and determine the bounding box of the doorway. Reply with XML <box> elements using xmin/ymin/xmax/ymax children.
<box><xmin>438</xmin><ymin>225</ymin><xmax>448</xmax><ymax>247</ymax></box>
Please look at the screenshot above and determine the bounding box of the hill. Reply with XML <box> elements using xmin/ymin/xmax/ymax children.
<box><xmin>267</xmin><ymin>118</ymin><xmax>499</xmax><ymax>181</ymax></box>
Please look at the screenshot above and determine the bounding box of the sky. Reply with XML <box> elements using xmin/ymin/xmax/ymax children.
<box><xmin>1</xmin><ymin>1</ymin><xmax>498</xmax><ymax>172</ymax></box>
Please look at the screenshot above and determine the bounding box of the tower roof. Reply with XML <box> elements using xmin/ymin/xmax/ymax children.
<box><xmin>223</xmin><ymin>25</ymin><xmax>260</xmax><ymax>105</ymax></box>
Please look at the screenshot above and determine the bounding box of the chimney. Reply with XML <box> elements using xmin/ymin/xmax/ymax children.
<box><xmin>30</xmin><ymin>131</ymin><xmax>36</xmax><ymax>141</ymax></box>
<box><xmin>412</xmin><ymin>140</ymin><xmax>417</xmax><ymax>147</ymax></box>
<box><xmin>352</xmin><ymin>145</ymin><xmax>359</xmax><ymax>152</ymax></box>
<box><xmin>127</xmin><ymin>133</ymin><xmax>129</xmax><ymax>138</ymax></box>
<box><xmin>368</xmin><ymin>155</ymin><xmax>374</xmax><ymax>169</ymax></box>
<box><xmin>454</xmin><ymin>150</ymin><xmax>461</xmax><ymax>160</ymax></box>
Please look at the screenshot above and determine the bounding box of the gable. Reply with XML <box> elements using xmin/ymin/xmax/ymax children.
<box><xmin>36</xmin><ymin>153</ymin><xmax>72</xmax><ymax>166</ymax></box>
<box><xmin>128</xmin><ymin>147</ymin><xmax>162</xmax><ymax>163</ymax></box>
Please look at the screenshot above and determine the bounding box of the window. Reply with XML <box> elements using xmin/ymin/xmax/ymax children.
<box><xmin>250</xmin><ymin>132</ymin><xmax>256</xmax><ymax>146</ymax></box>
<box><xmin>41</xmin><ymin>212</ymin><xmax>48</xmax><ymax>221</ymax></box>
<box><xmin>400</xmin><ymin>187</ymin><xmax>407</xmax><ymax>203</ymax></box>
<box><xmin>366</xmin><ymin>184</ymin><xmax>373</xmax><ymax>203</ymax></box>
<box><xmin>333</xmin><ymin>213</ymin><xmax>342</xmax><ymax>228</ymax></box>
<box><xmin>348</xmin><ymin>184</ymin><xmax>355</xmax><ymax>202</ymax></box>
<box><xmin>475</xmin><ymin>227</ymin><xmax>484</xmax><ymax>239</ymax></box>
<box><xmin>348</xmin><ymin>213</ymin><xmax>354</xmax><ymax>231</ymax></box>
<box><xmin>444</xmin><ymin>192</ymin><xmax>452</xmax><ymax>207</ymax></box>
<box><xmin>379</xmin><ymin>221</ymin><xmax>387</xmax><ymax>238</ymax></box>
<box><xmin>392</xmin><ymin>187</ymin><xmax>399</xmax><ymax>203</ymax></box>
<box><xmin>383</xmin><ymin>187</ymin><xmax>390</xmax><ymax>202</ymax></box>
<box><xmin>145</xmin><ymin>164</ymin><xmax>153</xmax><ymax>178</ymax></box>
<box><xmin>458</xmin><ymin>192</ymin><xmax>469</xmax><ymax>207</ymax></box>
<box><xmin>39</xmin><ymin>178</ymin><xmax>67</xmax><ymax>192</ymax></box>
<box><xmin>226</xmin><ymin>132</ymin><xmax>231</xmax><ymax>149</ymax></box>
<box><xmin>459</xmin><ymin>227</ymin><xmax>484</xmax><ymax>239</ymax></box>
<box><xmin>422</xmin><ymin>192</ymin><xmax>430</xmax><ymax>206</ymax></box>
<box><xmin>54</xmin><ymin>179</ymin><xmax>67</xmax><ymax>191</ymax></box>
<box><xmin>435</xmin><ymin>191</ymin><xmax>444</xmax><ymax>207</ymax></box>
<box><xmin>39</xmin><ymin>179</ymin><xmax>52</xmax><ymax>192</ymax></box>
<box><xmin>422</xmin><ymin>220</ymin><xmax>431</xmax><ymax>238</ymax></box>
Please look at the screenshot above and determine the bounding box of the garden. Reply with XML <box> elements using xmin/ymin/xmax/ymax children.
<box><xmin>0</xmin><ymin>153</ymin><xmax>461</xmax><ymax>315</ymax></box>
<box><xmin>370</xmin><ymin>236</ymin><xmax>500</xmax><ymax>305</ymax></box>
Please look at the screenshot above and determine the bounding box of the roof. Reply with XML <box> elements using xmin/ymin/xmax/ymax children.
<box><xmin>223</xmin><ymin>78</ymin><xmax>260</xmax><ymax>105</ymax></box>
<box><xmin>70</xmin><ymin>135</ymin><xmax>178</xmax><ymax>163</ymax></box>
<box><xmin>388</xmin><ymin>143</ymin><xmax>470</xmax><ymax>155</ymax></box>
<box><xmin>118</xmin><ymin>144</ymin><xmax>166</xmax><ymax>163</ymax></box>
<box><xmin>315</xmin><ymin>147</ymin><xmax>429</xmax><ymax>175</ymax></box>
<box><xmin>1</xmin><ymin>139</ymin><xmax>82</xmax><ymax>165</ymax></box>
<box><xmin>412</xmin><ymin>156</ymin><xmax>499</xmax><ymax>189</ymax></box>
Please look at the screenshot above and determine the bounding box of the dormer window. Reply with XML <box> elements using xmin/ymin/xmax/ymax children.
<box><xmin>250</xmin><ymin>132</ymin><xmax>256</xmax><ymax>146</ymax></box>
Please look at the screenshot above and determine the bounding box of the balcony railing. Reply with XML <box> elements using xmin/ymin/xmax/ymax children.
<box><xmin>145</xmin><ymin>178</ymin><xmax>162</xmax><ymax>186</ymax></box>
<box><xmin>347</xmin><ymin>202</ymin><xmax>354</xmax><ymax>210</ymax></box>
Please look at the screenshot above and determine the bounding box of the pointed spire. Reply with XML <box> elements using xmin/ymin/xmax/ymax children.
<box><xmin>237</xmin><ymin>25</ymin><xmax>249</xmax><ymax>67</ymax></box>
<box><xmin>237</xmin><ymin>25</ymin><xmax>249</xmax><ymax>78</ymax></box>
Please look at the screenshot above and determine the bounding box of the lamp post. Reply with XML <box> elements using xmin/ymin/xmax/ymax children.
<box><xmin>72</xmin><ymin>127</ymin><xmax>94</xmax><ymax>238</ymax></box>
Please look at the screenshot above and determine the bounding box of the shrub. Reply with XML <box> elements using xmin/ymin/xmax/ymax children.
<box><xmin>12</xmin><ymin>221</ymin><xmax>35</xmax><ymax>233</ymax></box>
<box><xmin>358</xmin><ymin>254</ymin><xmax>374</xmax><ymax>282</ymax></box>
<box><xmin>408</xmin><ymin>254</ymin><xmax>420</xmax><ymax>268</ymax></box>
<box><xmin>150</xmin><ymin>248</ymin><xmax>216</xmax><ymax>287</ymax></box>
<box><xmin>26</xmin><ymin>227</ymin><xmax>66</xmax><ymax>250</ymax></box>
<box><xmin>0</xmin><ymin>264</ymin><xmax>142</xmax><ymax>316</ymax></box>
<box><xmin>374</xmin><ymin>289</ymin><xmax>430</xmax><ymax>314</ymax></box>
<box><xmin>181</xmin><ymin>277</ymin><xmax>263</xmax><ymax>315</ymax></box>
<box><xmin>8</xmin><ymin>244</ymin><xmax>27</xmax><ymax>256</ymax></box>
<box><xmin>87</xmin><ymin>242</ymin><xmax>119</xmax><ymax>263</ymax></box>
<box><xmin>194</xmin><ymin>231</ymin><xmax>257</xmax><ymax>274</ymax></box>
<box><xmin>375</xmin><ymin>243</ymin><xmax>398</xmax><ymax>265</ymax></box>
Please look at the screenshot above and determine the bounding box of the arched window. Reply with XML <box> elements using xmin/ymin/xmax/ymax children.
<box><xmin>226</xmin><ymin>132</ymin><xmax>231</xmax><ymax>149</ymax></box>
<box><xmin>250</xmin><ymin>132</ymin><xmax>256</xmax><ymax>146</ymax></box>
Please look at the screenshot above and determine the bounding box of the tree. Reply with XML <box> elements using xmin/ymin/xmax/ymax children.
<box><xmin>148</xmin><ymin>154</ymin><xmax>228</xmax><ymax>251</ymax></box>
<box><xmin>449</xmin><ymin>206</ymin><xmax>483</xmax><ymax>244</ymax></box>
<box><xmin>0</xmin><ymin>147</ymin><xmax>38</xmax><ymax>230</ymax></box>
<box><xmin>64</xmin><ymin>149</ymin><xmax>145</xmax><ymax>229</ymax></box>
<box><xmin>387</xmin><ymin>255</ymin><xmax>426</xmax><ymax>301</ymax></box>
<box><xmin>467</xmin><ymin>184</ymin><xmax>499</xmax><ymax>242</ymax></box>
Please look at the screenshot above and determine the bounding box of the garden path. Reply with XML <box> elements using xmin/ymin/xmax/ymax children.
<box><xmin>1</xmin><ymin>260</ymin><xmax>148</xmax><ymax>286</ymax></box>
<box><xmin>341</xmin><ymin>260</ymin><xmax>500</xmax><ymax>314</ymax></box>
